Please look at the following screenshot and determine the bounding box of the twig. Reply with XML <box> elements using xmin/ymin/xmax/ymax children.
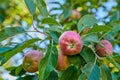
<box><xmin>88</xmin><ymin>44</ymin><xmax>103</xmax><ymax>60</ymax></box>
<box><xmin>32</xmin><ymin>23</ymin><xmax>47</xmax><ymax>36</ymax></box>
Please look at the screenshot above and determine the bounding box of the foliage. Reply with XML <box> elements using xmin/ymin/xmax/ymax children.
<box><xmin>0</xmin><ymin>0</ymin><xmax>120</xmax><ymax>80</ymax></box>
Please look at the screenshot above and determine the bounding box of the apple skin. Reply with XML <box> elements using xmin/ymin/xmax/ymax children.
<box><xmin>96</xmin><ymin>40</ymin><xmax>113</xmax><ymax>57</ymax></box>
<box><xmin>22</xmin><ymin>50</ymin><xmax>43</xmax><ymax>73</ymax></box>
<box><xmin>70</xmin><ymin>10</ymin><xmax>81</xmax><ymax>19</ymax></box>
<box><xmin>59</xmin><ymin>31</ymin><xmax>83</xmax><ymax>55</ymax></box>
<box><xmin>56</xmin><ymin>52</ymin><xmax>69</xmax><ymax>71</ymax></box>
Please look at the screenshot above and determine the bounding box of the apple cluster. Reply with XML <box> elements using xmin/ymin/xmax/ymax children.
<box><xmin>22</xmin><ymin>31</ymin><xmax>113</xmax><ymax>72</ymax></box>
<box><xmin>56</xmin><ymin>31</ymin><xmax>113</xmax><ymax>71</ymax></box>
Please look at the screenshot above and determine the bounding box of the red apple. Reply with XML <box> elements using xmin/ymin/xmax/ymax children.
<box><xmin>22</xmin><ymin>50</ymin><xmax>43</xmax><ymax>73</ymax></box>
<box><xmin>56</xmin><ymin>52</ymin><xmax>69</xmax><ymax>71</ymax></box>
<box><xmin>96</xmin><ymin>40</ymin><xmax>113</xmax><ymax>57</ymax></box>
<box><xmin>59</xmin><ymin>31</ymin><xmax>83</xmax><ymax>55</ymax></box>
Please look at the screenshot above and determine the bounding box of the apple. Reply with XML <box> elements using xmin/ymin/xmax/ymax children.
<box><xmin>96</xmin><ymin>40</ymin><xmax>113</xmax><ymax>57</ymax></box>
<box><xmin>59</xmin><ymin>31</ymin><xmax>83</xmax><ymax>55</ymax></box>
<box><xmin>56</xmin><ymin>52</ymin><xmax>69</xmax><ymax>71</ymax></box>
<box><xmin>70</xmin><ymin>10</ymin><xmax>81</xmax><ymax>19</ymax></box>
<box><xmin>22</xmin><ymin>50</ymin><xmax>43</xmax><ymax>73</ymax></box>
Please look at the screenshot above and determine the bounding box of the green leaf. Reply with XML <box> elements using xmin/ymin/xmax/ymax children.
<box><xmin>0</xmin><ymin>38</ymin><xmax>40</xmax><ymax>66</ymax></box>
<box><xmin>36</xmin><ymin>0</ymin><xmax>48</xmax><ymax>18</ymax></box>
<box><xmin>80</xmin><ymin>47</ymin><xmax>95</xmax><ymax>63</ymax></box>
<box><xmin>88</xmin><ymin>65</ymin><xmax>100</xmax><ymax>80</ymax></box>
<box><xmin>63</xmin><ymin>9</ymin><xmax>72</xmax><ymax>20</ymax></box>
<box><xmin>88</xmin><ymin>26</ymin><xmax>112</xmax><ymax>34</ymax></box>
<box><xmin>111</xmin><ymin>72</ymin><xmax>120</xmax><ymax>80</ymax></box>
<box><xmin>80</xmin><ymin>47</ymin><xmax>97</xmax><ymax>79</ymax></box>
<box><xmin>78</xmin><ymin>73</ymin><xmax>87</xmax><ymax>80</ymax></box>
<box><xmin>15</xmin><ymin>65</ymin><xmax>23</xmax><ymax>76</ymax></box>
<box><xmin>0</xmin><ymin>27</ymin><xmax>25</xmax><ymax>42</ymax></box>
<box><xmin>49</xmin><ymin>31</ymin><xmax>59</xmax><ymax>43</ymax></box>
<box><xmin>82</xmin><ymin>33</ymin><xmax>99</xmax><ymax>45</ymax></box>
<box><xmin>38</xmin><ymin>45</ymin><xmax>58</xmax><ymax>80</ymax></box>
<box><xmin>68</xmin><ymin>54</ymin><xmax>84</xmax><ymax>66</ymax></box>
<box><xmin>24</xmin><ymin>0</ymin><xmax>36</xmax><ymax>15</ymax></box>
<box><xmin>77</xmin><ymin>14</ymin><xmax>98</xmax><ymax>33</ymax></box>
<box><xmin>0</xmin><ymin>47</ymin><xmax>13</xmax><ymax>55</ymax></box>
<box><xmin>100</xmin><ymin>65</ymin><xmax>107</xmax><ymax>80</ymax></box>
<box><xmin>110</xmin><ymin>10</ymin><xmax>120</xmax><ymax>22</ymax></box>
<box><xmin>41</xmin><ymin>17</ymin><xmax>60</xmax><ymax>26</ymax></box>
<box><xmin>60</xmin><ymin>65</ymin><xmax>78</xmax><ymax>80</ymax></box>
<box><xmin>113</xmin><ymin>55</ymin><xmax>120</xmax><ymax>64</ymax></box>
<box><xmin>46</xmin><ymin>70</ymin><xmax>58</xmax><ymax>80</ymax></box>
<box><xmin>6</xmin><ymin>65</ymin><xmax>26</xmax><ymax>76</ymax></box>
<box><xmin>48</xmin><ymin>26</ymin><xmax>63</xmax><ymax>33</ymax></box>
<box><xmin>101</xmin><ymin>64</ymin><xmax>112</xmax><ymax>80</ymax></box>
<box><xmin>106</xmin><ymin>56</ymin><xmax>120</xmax><ymax>70</ymax></box>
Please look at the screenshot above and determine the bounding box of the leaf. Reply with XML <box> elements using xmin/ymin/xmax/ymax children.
<box><xmin>49</xmin><ymin>31</ymin><xmax>59</xmax><ymax>44</ymax></box>
<box><xmin>0</xmin><ymin>47</ymin><xmax>13</xmax><ymax>55</ymax></box>
<box><xmin>80</xmin><ymin>47</ymin><xmax>97</xmax><ymax>79</ymax></box>
<box><xmin>38</xmin><ymin>45</ymin><xmax>58</xmax><ymax>80</ymax></box>
<box><xmin>24</xmin><ymin>0</ymin><xmax>36</xmax><ymax>15</ymax></box>
<box><xmin>80</xmin><ymin>47</ymin><xmax>95</xmax><ymax>63</ymax></box>
<box><xmin>100</xmin><ymin>65</ymin><xmax>107</xmax><ymax>80</ymax></box>
<box><xmin>106</xmin><ymin>56</ymin><xmax>120</xmax><ymax>70</ymax></box>
<box><xmin>0</xmin><ymin>27</ymin><xmax>25</xmax><ymax>42</ymax></box>
<box><xmin>6</xmin><ymin>65</ymin><xmax>26</xmax><ymax>76</ymax></box>
<box><xmin>77</xmin><ymin>15</ymin><xmax>98</xmax><ymax>33</ymax></box>
<box><xmin>0</xmin><ymin>38</ymin><xmax>40</xmax><ymax>66</ymax></box>
<box><xmin>60</xmin><ymin>65</ymin><xmax>78</xmax><ymax>80</ymax></box>
<box><xmin>68</xmin><ymin>54</ymin><xmax>84</xmax><ymax>66</ymax></box>
<box><xmin>41</xmin><ymin>17</ymin><xmax>60</xmax><ymax>26</ymax></box>
<box><xmin>110</xmin><ymin>10</ymin><xmax>120</xmax><ymax>22</ymax></box>
<box><xmin>88</xmin><ymin>26</ymin><xmax>112</xmax><ymax>34</ymax></box>
<box><xmin>78</xmin><ymin>73</ymin><xmax>87</xmax><ymax>80</ymax></box>
<box><xmin>48</xmin><ymin>26</ymin><xmax>63</xmax><ymax>33</ymax></box>
<box><xmin>101</xmin><ymin>64</ymin><xmax>112</xmax><ymax>80</ymax></box>
<box><xmin>63</xmin><ymin>9</ymin><xmax>72</xmax><ymax>20</ymax></box>
<box><xmin>46</xmin><ymin>70</ymin><xmax>58</xmax><ymax>80</ymax></box>
<box><xmin>111</xmin><ymin>72</ymin><xmax>120</xmax><ymax>80</ymax></box>
<box><xmin>36</xmin><ymin>0</ymin><xmax>48</xmax><ymax>18</ymax></box>
<box><xmin>15</xmin><ymin>65</ymin><xmax>23</xmax><ymax>76</ymax></box>
<box><xmin>82</xmin><ymin>33</ymin><xmax>99</xmax><ymax>44</ymax></box>
<box><xmin>113</xmin><ymin>55</ymin><xmax>120</xmax><ymax>64</ymax></box>
<box><xmin>88</xmin><ymin>65</ymin><xmax>100</xmax><ymax>80</ymax></box>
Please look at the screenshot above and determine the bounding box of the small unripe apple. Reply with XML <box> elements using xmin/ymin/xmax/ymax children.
<box><xmin>22</xmin><ymin>50</ymin><xmax>43</xmax><ymax>73</ymax></box>
<box><xmin>96</xmin><ymin>40</ymin><xmax>113</xmax><ymax>57</ymax></box>
<box><xmin>56</xmin><ymin>52</ymin><xmax>69</xmax><ymax>71</ymax></box>
<box><xmin>70</xmin><ymin>10</ymin><xmax>81</xmax><ymax>19</ymax></box>
<box><xmin>59</xmin><ymin>31</ymin><xmax>83</xmax><ymax>55</ymax></box>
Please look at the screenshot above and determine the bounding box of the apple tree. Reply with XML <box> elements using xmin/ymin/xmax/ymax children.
<box><xmin>0</xmin><ymin>0</ymin><xmax>120</xmax><ymax>80</ymax></box>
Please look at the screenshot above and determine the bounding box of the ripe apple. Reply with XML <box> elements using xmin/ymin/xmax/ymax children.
<box><xmin>70</xmin><ymin>10</ymin><xmax>81</xmax><ymax>19</ymax></box>
<box><xmin>22</xmin><ymin>50</ymin><xmax>43</xmax><ymax>73</ymax></box>
<box><xmin>96</xmin><ymin>40</ymin><xmax>113</xmax><ymax>57</ymax></box>
<box><xmin>59</xmin><ymin>31</ymin><xmax>83</xmax><ymax>55</ymax></box>
<box><xmin>56</xmin><ymin>52</ymin><xmax>69</xmax><ymax>71</ymax></box>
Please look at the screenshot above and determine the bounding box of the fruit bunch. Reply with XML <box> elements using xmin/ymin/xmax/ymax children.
<box><xmin>22</xmin><ymin>31</ymin><xmax>113</xmax><ymax>72</ymax></box>
<box><xmin>56</xmin><ymin>31</ymin><xmax>113</xmax><ymax>71</ymax></box>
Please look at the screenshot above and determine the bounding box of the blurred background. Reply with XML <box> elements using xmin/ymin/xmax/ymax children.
<box><xmin>0</xmin><ymin>0</ymin><xmax>120</xmax><ymax>80</ymax></box>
